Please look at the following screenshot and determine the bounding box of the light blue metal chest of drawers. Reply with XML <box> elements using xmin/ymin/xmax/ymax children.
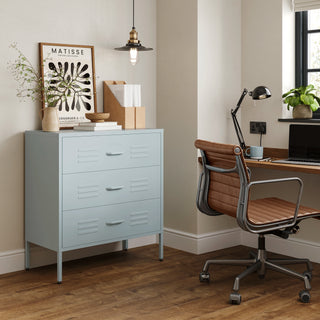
<box><xmin>25</xmin><ymin>129</ymin><xmax>163</xmax><ymax>283</ymax></box>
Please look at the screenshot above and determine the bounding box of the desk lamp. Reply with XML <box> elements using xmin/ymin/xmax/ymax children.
<box><xmin>231</xmin><ymin>86</ymin><xmax>271</xmax><ymax>150</ymax></box>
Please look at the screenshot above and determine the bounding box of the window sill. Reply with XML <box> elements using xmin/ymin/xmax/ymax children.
<box><xmin>278</xmin><ymin>118</ymin><xmax>320</xmax><ymax>123</ymax></box>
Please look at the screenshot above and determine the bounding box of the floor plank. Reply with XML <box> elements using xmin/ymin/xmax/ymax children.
<box><xmin>0</xmin><ymin>245</ymin><xmax>319</xmax><ymax>319</ymax></box>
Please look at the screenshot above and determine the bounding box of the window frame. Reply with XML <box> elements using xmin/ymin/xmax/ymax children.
<box><xmin>295</xmin><ymin>10</ymin><xmax>320</xmax><ymax>118</ymax></box>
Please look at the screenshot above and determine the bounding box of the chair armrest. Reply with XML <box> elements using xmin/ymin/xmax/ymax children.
<box><xmin>247</xmin><ymin>177</ymin><xmax>303</xmax><ymax>189</ymax></box>
<box><xmin>240</xmin><ymin>177</ymin><xmax>303</xmax><ymax>233</ymax></box>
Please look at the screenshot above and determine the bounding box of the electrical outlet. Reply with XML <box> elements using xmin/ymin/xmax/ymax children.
<box><xmin>250</xmin><ymin>121</ymin><xmax>266</xmax><ymax>134</ymax></box>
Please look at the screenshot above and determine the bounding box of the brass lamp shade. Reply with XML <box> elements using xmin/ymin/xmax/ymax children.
<box><xmin>114</xmin><ymin>27</ymin><xmax>153</xmax><ymax>52</ymax></box>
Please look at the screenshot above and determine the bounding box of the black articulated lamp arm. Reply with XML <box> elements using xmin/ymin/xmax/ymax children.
<box><xmin>230</xmin><ymin>86</ymin><xmax>271</xmax><ymax>151</ymax></box>
<box><xmin>231</xmin><ymin>88</ymin><xmax>249</xmax><ymax>150</ymax></box>
<box><xmin>231</xmin><ymin>112</ymin><xmax>246</xmax><ymax>150</ymax></box>
<box><xmin>232</xmin><ymin>88</ymin><xmax>248</xmax><ymax>116</ymax></box>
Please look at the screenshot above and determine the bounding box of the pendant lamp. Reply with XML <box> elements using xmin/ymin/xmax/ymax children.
<box><xmin>114</xmin><ymin>0</ymin><xmax>153</xmax><ymax>66</ymax></box>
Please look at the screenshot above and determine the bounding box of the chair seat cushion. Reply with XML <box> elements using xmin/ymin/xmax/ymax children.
<box><xmin>247</xmin><ymin>197</ymin><xmax>320</xmax><ymax>225</ymax></box>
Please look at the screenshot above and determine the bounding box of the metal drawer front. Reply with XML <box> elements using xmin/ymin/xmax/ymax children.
<box><xmin>63</xmin><ymin>166</ymin><xmax>160</xmax><ymax>210</ymax></box>
<box><xmin>62</xmin><ymin>199</ymin><xmax>161</xmax><ymax>248</ymax></box>
<box><xmin>62</xmin><ymin>133</ymin><xmax>160</xmax><ymax>173</ymax></box>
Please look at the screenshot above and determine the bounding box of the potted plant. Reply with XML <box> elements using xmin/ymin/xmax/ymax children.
<box><xmin>8</xmin><ymin>43</ymin><xmax>77</xmax><ymax>131</ymax></box>
<box><xmin>282</xmin><ymin>85</ymin><xmax>320</xmax><ymax>119</ymax></box>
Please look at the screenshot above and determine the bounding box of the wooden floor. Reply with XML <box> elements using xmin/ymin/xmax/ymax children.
<box><xmin>1</xmin><ymin>245</ymin><xmax>320</xmax><ymax>319</ymax></box>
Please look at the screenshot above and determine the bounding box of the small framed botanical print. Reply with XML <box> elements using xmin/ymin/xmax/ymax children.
<box><xmin>39</xmin><ymin>43</ymin><xmax>97</xmax><ymax>128</ymax></box>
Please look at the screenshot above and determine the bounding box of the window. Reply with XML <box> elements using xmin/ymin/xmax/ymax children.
<box><xmin>296</xmin><ymin>9</ymin><xmax>320</xmax><ymax>117</ymax></box>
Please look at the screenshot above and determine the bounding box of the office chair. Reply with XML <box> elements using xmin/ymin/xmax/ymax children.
<box><xmin>195</xmin><ymin>139</ymin><xmax>320</xmax><ymax>304</ymax></box>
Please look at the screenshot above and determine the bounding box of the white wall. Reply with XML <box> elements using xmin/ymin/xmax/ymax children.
<box><xmin>198</xmin><ymin>0</ymin><xmax>242</xmax><ymax>145</ymax></box>
<box><xmin>0</xmin><ymin>0</ymin><xmax>156</xmax><ymax>257</ymax></box>
<box><xmin>157</xmin><ymin>0</ymin><xmax>242</xmax><ymax>236</ymax></box>
<box><xmin>242</xmin><ymin>0</ymin><xmax>287</xmax><ymax>149</ymax></box>
<box><xmin>242</xmin><ymin>0</ymin><xmax>320</xmax><ymax>244</ymax></box>
<box><xmin>197</xmin><ymin>0</ymin><xmax>242</xmax><ymax>234</ymax></box>
<box><xmin>282</xmin><ymin>0</ymin><xmax>296</xmax><ymax>118</ymax></box>
<box><xmin>157</xmin><ymin>0</ymin><xmax>198</xmax><ymax>234</ymax></box>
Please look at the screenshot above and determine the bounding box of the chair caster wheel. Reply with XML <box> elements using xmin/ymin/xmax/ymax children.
<box><xmin>199</xmin><ymin>271</ymin><xmax>210</xmax><ymax>282</ymax></box>
<box><xmin>230</xmin><ymin>292</ymin><xmax>242</xmax><ymax>305</ymax></box>
<box><xmin>299</xmin><ymin>290</ymin><xmax>311</xmax><ymax>303</ymax></box>
<box><xmin>303</xmin><ymin>271</ymin><xmax>312</xmax><ymax>281</ymax></box>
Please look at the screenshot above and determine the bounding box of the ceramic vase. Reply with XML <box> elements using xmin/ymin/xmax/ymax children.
<box><xmin>292</xmin><ymin>105</ymin><xmax>312</xmax><ymax>119</ymax></box>
<box><xmin>42</xmin><ymin>107</ymin><xmax>59</xmax><ymax>132</ymax></box>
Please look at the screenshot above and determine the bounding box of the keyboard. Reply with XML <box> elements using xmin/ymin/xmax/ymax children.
<box><xmin>272</xmin><ymin>159</ymin><xmax>320</xmax><ymax>166</ymax></box>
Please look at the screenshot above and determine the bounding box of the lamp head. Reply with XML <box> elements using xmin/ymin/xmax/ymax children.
<box><xmin>249</xmin><ymin>86</ymin><xmax>272</xmax><ymax>100</ymax></box>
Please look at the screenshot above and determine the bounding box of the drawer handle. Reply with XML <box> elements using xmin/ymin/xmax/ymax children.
<box><xmin>106</xmin><ymin>220</ymin><xmax>125</xmax><ymax>226</ymax></box>
<box><xmin>106</xmin><ymin>186</ymin><xmax>124</xmax><ymax>191</ymax></box>
<box><xmin>106</xmin><ymin>152</ymin><xmax>124</xmax><ymax>156</ymax></box>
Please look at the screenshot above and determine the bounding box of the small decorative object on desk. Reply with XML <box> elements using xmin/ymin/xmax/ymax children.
<box><xmin>74</xmin><ymin>114</ymin><xmax>122</xmax><ymax>131</ymax></box>
<box><xmin>73</xmin><ymin>123</ymin><xmax>122</xmax><ymax>131</ymax></box>
<box><xmin>42</xmin><ymin>107</ymin><xmax>59</xmax><ymax>132</ymax></box>
<box><xmin>73</xmin><ymin>124</ymin><xmax>122</xmax><ymax>131</ymax></box>
<box><xmin>245</xmin><ymin>146</ymin><xmax>264</xmax><ymax>160</ymax></box>
<box><xmin>282</xmin><ymin>85</ymin><xmax>320</xmax><ymax>119</ymax></box>
<box><xmin>84</xmin><ymin>112</ymin><xmax>110</xmax><ymax>122</ymax></box>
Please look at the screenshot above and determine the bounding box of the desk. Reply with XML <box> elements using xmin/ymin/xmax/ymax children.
<box><xmin>245</xmin><ymin>147</ymin><xmax>320</xmax><ymax>175</ymax></box>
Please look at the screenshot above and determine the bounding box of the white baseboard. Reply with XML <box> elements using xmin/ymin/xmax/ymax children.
<box><xmin>1</xmin><ymin>230</ymin><xmax>320</xmax><ymax>275</ymax></box>
<box><xmin>164</xmin><ymin>227</ymin><xmax>320</xmax><ymax>263</ymax></box>
<box><xmin>163</xmin><ymin>227</ymin><xmax>242</xmax><ymax>254</ymax></box>
<box><xmin>0</xmin><ymin>249</ymin><xmax>25</xmax><ymax>275</ymax></box>
<box><xmin>0</xmin><ymin>235</ymin><xmax>156</xmax><ymax>275</ymax></box>
<box><xmin>241</xmin><ymin>232</ymin><xmax>320</xmax><ymax>263</ymax></box>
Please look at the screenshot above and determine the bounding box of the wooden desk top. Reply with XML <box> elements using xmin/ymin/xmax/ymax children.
<box><xmin>245</xmin><ymin>147</ymin><xmax>320</xmax><ymax>175</ymax></box>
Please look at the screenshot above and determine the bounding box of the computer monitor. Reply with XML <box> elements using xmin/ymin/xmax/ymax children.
<box><xmin>289</xmin><ymin>124</ymin><xmax>320</xmax><ymax>161</ymax></box>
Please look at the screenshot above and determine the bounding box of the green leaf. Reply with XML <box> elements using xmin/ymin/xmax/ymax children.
<box><xmin>306</xmin><ymin>84</ymin><xmax>314</xmax><ymax>92</ymax></box>
<box><xmin>310</xmin><ymin>99</ymin><xmax>319</xmax><ymax>111</ymax></box>
<box><xmin>313</xmin><ymin>95</ymin><xmax>320</xmax><ymax>105</ymax></box>
<box><xmin>299</xmin><ymin>86</ymin><xmax>307</xmax><ymax>94</ymax></box>
<box><xmin>282</xmin><ymin>88</ymin><xmax>296</xmax><ymax>98</ymax></box>
<box><xmin>285</xmin><ymin>95</ymin><xmax>301</xmax><ymax>107</ymax></box>
<box><xmin>301</xmin><ymin>94</ymin><xmax>314</xmax><ymax>106</ymax></box>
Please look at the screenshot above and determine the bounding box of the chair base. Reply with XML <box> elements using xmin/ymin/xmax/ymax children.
<box><xmin>200</xmin><ymin>235</ymin><xmax>313</xmax><ymax>304</ymax></box>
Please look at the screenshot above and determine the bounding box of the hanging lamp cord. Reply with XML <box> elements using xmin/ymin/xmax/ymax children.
<box><xmin>133</xmin><ymin>0</ymin><xmax>135</xmax><ymax>28</ymax></box>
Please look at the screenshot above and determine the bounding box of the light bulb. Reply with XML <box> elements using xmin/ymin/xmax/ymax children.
<box><xmin>129</xmin><ymin>48</ymin><xmax>138</xmax><ymax>66</ymax></box>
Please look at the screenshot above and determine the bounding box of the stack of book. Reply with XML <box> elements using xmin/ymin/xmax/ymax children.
<box><xmin>73</xmin><ymin>122</ymin><xmax>122</xmax><ymax>131</ymax></box>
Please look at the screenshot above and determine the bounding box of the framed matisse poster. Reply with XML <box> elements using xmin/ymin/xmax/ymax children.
<box><xmin>39</xmin><ymin>43</ymin><xmax>97</xmax><ymax>128</ymax></box>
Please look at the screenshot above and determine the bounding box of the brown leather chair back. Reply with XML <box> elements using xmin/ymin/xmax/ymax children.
<box><xmin>195</xmin><ymin>140</ymin><xmax>250</xmax><ymax>218</ymax></box>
